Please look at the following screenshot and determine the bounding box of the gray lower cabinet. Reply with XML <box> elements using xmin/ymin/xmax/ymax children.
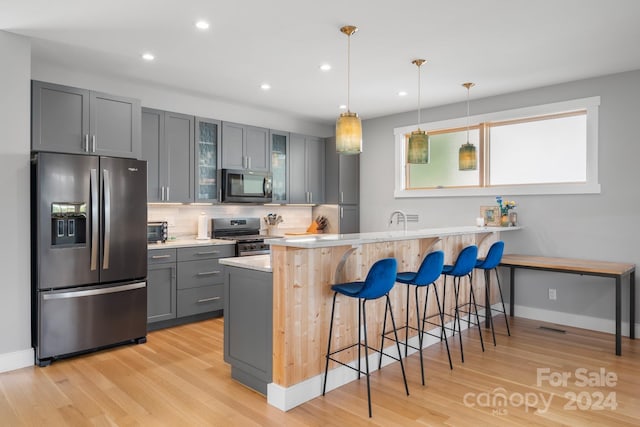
<box><xmin>339</xmin><ymin>204</ymin><xmax>360</xmax><ymax>234</ymax></box>
<box><xmin>147</xmin><ymin>249</ymin><xmax>177</xmax><ymax>323</ymax></box>
<box><xmin>142</xmin><ymin>108</ymin><xmax>194</xmax><ymax>202</ymax></box>
<box><xmin>224</xmin><ymin>266</ymin><xmax>273</xmax><ymax>395</ymax></box>
<box><xmin>31</xmin><ymin>80</ymin><xmax>141</xmax><ymax>158</ymax></box>
<box><xmin>147</xmin><ymin>244</ymin><xmax>234</xmax><ymax>325</ymax></box>
<box><xmin>289</xmin><ymin>134</ymin><xmax>325</xmax><ymax>204</ymax></box>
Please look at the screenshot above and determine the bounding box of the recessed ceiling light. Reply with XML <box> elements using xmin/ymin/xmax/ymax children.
<box><xmin>320</xmin><ymin>63</ymin><xmax>332</xmax><ymax>71</ymax></box>
<box><xmin>398</xmin><ymin>91</ymin><xmax>408</xmax><ymax>97</ymax></box>
<box><xmin>195</xmin><ymin>20</ymin><xmax>210</xmax><ymax>30</ymax></box>
<box><xmin>338</xmin><ymin>104</ymin><xmax>347</xmax><ymax>110</ymax></box>
<box><xmin>260</xmin><ymin>83</ymin><xmax>271</xmax><ymax>90</ymax></box>
<box><xmin>141</xmin><ymin>52</ymin><xmax>155</xmax><ymax>61</ymax></box>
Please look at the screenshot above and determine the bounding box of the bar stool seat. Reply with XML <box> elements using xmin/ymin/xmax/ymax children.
<box><xmin>475</xmin><ymin>240</ymin><xmax>511</xmax><ymax>345</ymax></box>
<box><xmin>441</xmin><ymin>245</ymin><xmax>485</xmax><ymax>363</ymax></box>
<box><xmin>322</xmin><ymin>258</ymin><xmax>409</xmax><ymax>418</ymax></box>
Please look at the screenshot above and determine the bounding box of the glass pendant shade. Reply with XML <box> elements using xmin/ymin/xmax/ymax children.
<box><xmin>408</xmin><ymin>129</ymin><xmax>429</xmax><ymax>164</ymax></box>
<box><xmin>458</xmin><ymin>142</ymin><xmax>477</xmax><ymax>170</ymax></box>
<box><xmin>336</xmin><ymin>111</ymin><xmax>362</xmax><ymax>154</ymax></box>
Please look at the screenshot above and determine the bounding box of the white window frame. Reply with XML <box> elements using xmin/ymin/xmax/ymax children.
<box><xmin>393</xmin><ymin>96</ymin><xmax>601</xmax><ymax>198</ymax></box>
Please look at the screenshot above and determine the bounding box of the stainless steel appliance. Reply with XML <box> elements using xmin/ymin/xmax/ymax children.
<box><xmin>31</xmin><ymin>152</ymin><xmax>148</xmax><ymax>366</ymax></box>
<box><xmin>211</xmin><ymin>217</ymin><xmax>274</xmax><ymax>256</ymax></box>
<box><xmin>220</xmin><ymin>169</ymin><xmax>272</xmax><ymax>203</ymax></box>
<box><xmin>147</xmin><ymin>221</ymin><xmax>168</xmax><ymax>243</ymax></box>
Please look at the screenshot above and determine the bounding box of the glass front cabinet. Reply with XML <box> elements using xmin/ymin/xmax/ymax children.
<box><xmin>195</xmin><ymin>117</ymin><xmax>221</xmax><ymax>202</ymax></box>
<box><xmin>270</xmin><ymin>130</ymin><xmax>289</xmax><ymax>204</ymax></box>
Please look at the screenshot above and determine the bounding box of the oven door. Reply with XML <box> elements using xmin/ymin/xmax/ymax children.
<box><xmin>221</xmin><ymin>169</ymin><xmax>272</xmax><ymax>203</ymax></box>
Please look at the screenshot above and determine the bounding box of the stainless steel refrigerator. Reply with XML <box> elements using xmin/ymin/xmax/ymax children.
<box><xmin>31</xmin><ymin>152</ymin><xmax>148</xmax><ymax>366</ymax></box>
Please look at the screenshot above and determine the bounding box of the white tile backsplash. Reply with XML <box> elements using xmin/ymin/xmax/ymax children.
<box><xmin>148</xmin><ymin>204</ymin><xmax>313</xmax><ymax>238</ymax></box>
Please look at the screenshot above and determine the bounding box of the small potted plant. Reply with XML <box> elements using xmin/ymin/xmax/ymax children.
<box><xmin>496</xmin><ymin>196</ymin><xmax>517</xmax><ymax>226</ymax></box>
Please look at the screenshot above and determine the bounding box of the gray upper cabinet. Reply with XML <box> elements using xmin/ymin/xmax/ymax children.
<box><xmin>141</xmin><ymin>108</ymin><xmax>194</xmax><ymax>203</ymax></box>
<box><xmin>31</xmin><ymin>80</ymin><xmax>141</xmax><ymax>159</ymax></box>
<box><xmin>221</xmin><ymin>122</ymin><xmax>270</xmax><ymax>172</ymax></box>
<box><xmin>325</xmin><ymin>136</ymin><xmax>359</xmax><ymax>205</ymax></box>
<box><xmin>270</xmin><ymin>130</ymin><xmax>289</xmax><ymax>204</ymax></box>
<box><xmin>289</xmin><ymin>134</ymin><xmax>325</xmax><ymax>204</ymax></box>
<box><xmin>195</xmin><ymin>117</ymin><xmax>222</xmax><ymax>203</ymax></box>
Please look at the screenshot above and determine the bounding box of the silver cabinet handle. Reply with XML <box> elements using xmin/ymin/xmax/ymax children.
<box><xmin>102</xmin><ymin>169</ymin><xmax>111</xmax><ymax>270</ymax></box>
<box><xmin>84</xmin><ymin>134</ymin><xmax>90</xmax><ymax>152</ymax></box>
<box><xmin>196</xmin><ymin>270</ymin><xmax>221</xmax><ymax>276</ymax></box>
<box><xmin>248</xmin><ymin>157</ymin><xmax>251</xmax><ymax>169</ymax></box>
<box><xmin>196</xmin><ymin>250</ymin><xmax>220</xmax><ymax>255</ymax></box>
<box><xmin>218</xmin><ymin>188</ymin><xmax>222</xmax><ymax>203</ymax></box>
<box><xmin>151</xmin><ymin>254</ymin><xmax>172</xmax><ymax>259</ymax></box>
<box><xmin>340</xmin><ymin>191</ymin><xmax>344</xmax><ymax>203</ymax></box>
<box><xmin>92</xmin><ymin>135</ymin><xmax>96</xmax><ymax>152</ymax></box>
<box><xmin>197</xmin><ymin>296</ymin><xmax>221</xmax><ymax>303</ymax></box>
<box><xmin>90</xmin><ymin>168</ymin><xmax>98</xmax><ymax>271</ymax></box>
<box><xmin>309</xmin><ymin>192</ymin><xmax>313</xmax><ymax>204</ymax></box>
<box><xmin>166</xmin><ymin>186</ymin><xmax>170</xmax><ymax>201</ymax></box>
<box><xmin>341</xmin><ymin>206</ymin><xmax>344</xmax><ymax>218</ymax></box>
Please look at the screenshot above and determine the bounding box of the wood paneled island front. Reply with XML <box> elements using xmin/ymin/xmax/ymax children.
<box><xmin>263</xmin><ymin>226</ymin><xmax>520</xmax><ymax>410</ymax></box>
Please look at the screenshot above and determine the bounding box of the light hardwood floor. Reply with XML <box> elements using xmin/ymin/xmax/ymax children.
<box><xmin>1</xmin><ymin>317</ymin><xmax>638</xmax><ymax>426</ymax></box>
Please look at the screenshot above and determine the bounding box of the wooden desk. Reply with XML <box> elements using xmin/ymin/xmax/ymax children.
<box><xmin>500</xmin><ymin>254</ymin><xmax>635</xmax><ymax>355</ymax></box>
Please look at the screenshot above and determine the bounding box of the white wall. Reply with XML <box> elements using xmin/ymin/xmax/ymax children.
<box><xmin>0</xmin><ymin>31</ymin><xmax>33</xmax><ymax>371</ymax></box>
<box><xmin>361</xmin><ymin>70</ymin><xmax>640</xmax><ymax>334</ymax></box>
<box><xmin>31</xmin><ymin>60</ymin><xmax>333</xmax><ymax>138</ymax></box>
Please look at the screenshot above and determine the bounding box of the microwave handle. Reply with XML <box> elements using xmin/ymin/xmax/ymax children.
<box><xmin>263</xmin><ymin>176</ymin><xmax>272</xmax><ymax>196</ymax></box>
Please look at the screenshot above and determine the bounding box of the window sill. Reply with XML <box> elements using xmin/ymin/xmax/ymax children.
<box><xmin>394</xmin><ymin>182</ymin><xmax>601</xmax><ymax>198</ymax></box>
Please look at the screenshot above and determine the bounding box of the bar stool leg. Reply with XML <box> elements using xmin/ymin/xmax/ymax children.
<box><xmin>432</xmin><ymin>286</ymin><xmax>453</xmax><ymax>370</ymax></box>
<box><xmin>485</xmin><ymin>269</ymin><xmax>497</xmax><ymax>346</ymax></box>
<box><xmin>386</xmin><ymin>294</ymin><xmax>410</xmax><ymax>397</ymax></box>
<box><xmin>323</xmin><ymin>292</ymin><xmax>339</xmax><ymax>396</ymax></box>
<box><xmin>377</xmin><ymin>300</ymin><xmax>390</xmax><ymax>370</ymax></box>
<box><xmin>494</xmin><ymin>268</ymin><xmax>511</xmax><ymax>336</ymax></box>
<box><xmin>415</xmin><ymin>286</ymin><xmax>425</xmax><ymax>385</ymax></box>
<box><xmin>468</xmin><ymin>273</ymin><xmax>485</xmax><ymax>352</ymax></box>
<box><xmin>361</xmin><ymin>299</ymin><xmax>372</xmax><ymax>418</ymax></box>
<box><xmin>405</xmin><ymin>285</ymin><xmax>410</xmax><ymax>357</ymax></box>
<box><xmin>453</xmin><ymin>276</ymin><xmax>465</xmax><ymax>363</ymax></box>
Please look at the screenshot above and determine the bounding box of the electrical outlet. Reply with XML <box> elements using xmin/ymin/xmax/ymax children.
<box><xmin>548</xmin><ymin>288</ymin><xmax>557</xmax><ymax>300</ymax></box>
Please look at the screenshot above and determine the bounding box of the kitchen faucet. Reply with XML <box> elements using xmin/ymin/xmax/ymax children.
<box><xmin>388</xmin><ymin>210</ymin><xmax>408</xmax><ymax>232</ymax></box>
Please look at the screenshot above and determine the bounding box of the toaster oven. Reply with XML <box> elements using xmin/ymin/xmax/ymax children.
<box><xmin>147</xmin><ymin>221</ymin><xmax>168</xmax><ymax>243</ymax></box>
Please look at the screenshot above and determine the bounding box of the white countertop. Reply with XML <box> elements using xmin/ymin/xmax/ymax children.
<box><xmin>219</xmin><ymin>254</ymin><xmax>272</xmax><ymax>273</ymax></box>
<box><xmin>148</xmin><ymin>238</ymin><xmax>235</xmax><ymax>250</ymax></box>
<box><xmin>264</xmin><ymin>225</ymin><xmax>522</xmax><ymax>249</ymax></box>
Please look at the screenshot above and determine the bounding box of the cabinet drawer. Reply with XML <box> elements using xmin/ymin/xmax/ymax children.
<box><xmin>177</xmin><ymin>259</ymin><xmax>224</xmax><ymax>289</ymax></box>
<box><xmin>177</xmin><ymin>245</ymin><xmax>235</xmax><ymax>262</ymax></box>
<box><xmin>148</xmin><ymin>248</ymin><xmax>177</xmax><ymax>265</ymax></box>
<box><xmin>177</xmin><ymin>284</ymin><xmax>223</xmax><ymax>317</ymax></box>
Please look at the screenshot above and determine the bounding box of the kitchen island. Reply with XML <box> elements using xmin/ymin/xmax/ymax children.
<box><xmin>225</xmin><ymin>226</ymin><xmax>521</xmax><ymax>410</ymax></box>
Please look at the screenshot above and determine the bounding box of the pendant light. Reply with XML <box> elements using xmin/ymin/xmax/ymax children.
<box><xmin>336</xmin><ymin>25</ymin><xmax>362</xmax><ymax>155</ymax></box>
<box><xmin>407</xmin><ymin>59</ymin><xmax>429</xmax><ymax>164</ymax></box>
<box><xmin>458</xmin><ymin>82</ymin><xmax>477</xmax><ymax>171</ymax></box>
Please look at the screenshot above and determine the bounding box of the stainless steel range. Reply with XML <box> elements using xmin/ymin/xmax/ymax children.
<box><xmin>211</xmin><ymin>217</ymin><xmax>274</xmax><ymax>256</ymax></box>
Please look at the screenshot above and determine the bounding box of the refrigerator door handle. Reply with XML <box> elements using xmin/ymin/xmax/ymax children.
<box><xmin>103</xmin><ymin>168</ymin><xmax>111</xmax><ymax>270</ymax></box>
<box><xmin>42</xmin><ymin>282</ymin><xmax>146</xmax><ymax>300</ymax></box>
<box><xmin>90</xmin><ymin>168</ymin><xmax>99</xmax><ymax>271</ymax></box>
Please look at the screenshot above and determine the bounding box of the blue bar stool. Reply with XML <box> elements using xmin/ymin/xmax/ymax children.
<box><xmin>379</xmin><ymin>250</ymin><xmax>451</xmax><ymax>385</ymax></box>
<box><xmin>322</xmin><ymin>258</ymin><xmax>409</xmax><ymax>418</ymax></box>
<box><xmin>476</xmin><ymin>240</ymin><xmax>511</xmax><ymax>345</ymax></box>
<box><xmin>442</xmin><ymin>245</ymin><xmax>484</xmax><ymax>363</ymax></box>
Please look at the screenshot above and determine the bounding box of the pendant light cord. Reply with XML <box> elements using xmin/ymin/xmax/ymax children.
<box><xmin>466</xmin><ymin>86</ymin><xmax>470</xmax><ymax>143</ymax></box>
<box><xmin>417</xmin><ymin>63</ymin><xmax>421</xmax><ymax>126</ymax></box>
<box><xmin>347</xmin><ymin>33</ymin><xmax>351</xmax><ymax>112</ymax></box>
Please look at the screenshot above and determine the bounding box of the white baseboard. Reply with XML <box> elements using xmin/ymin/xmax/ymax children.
<box><xmin>0</xmin><ymin>348</ymin><xmax>33</xmax><ymax>373</ymax></box>
<box><xmin>510</xmin><ymin>304</ymin><xmax>639</xmax><ymax>337</ymax></box>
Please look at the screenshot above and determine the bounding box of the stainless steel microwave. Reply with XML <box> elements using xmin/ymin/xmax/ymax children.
<box><xmin>220</xmin><ymin>169</ymin><xmax>272</xmax><ymax>203</ymax></box>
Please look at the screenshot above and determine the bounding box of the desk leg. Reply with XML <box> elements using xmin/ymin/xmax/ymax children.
<box><xmin>631</xmin><ymin>271</ymin><xmax>635</xmax><ymax>340</ymax></box>
<box><xmin>509</xmin><ymin>267</ymin><xmax>515</xmax><ymax>317</ymax></box>
<box><xmin>616</xmin><ymin>276</ymin><xmax>621</xmax><ymax>356</ymax></box>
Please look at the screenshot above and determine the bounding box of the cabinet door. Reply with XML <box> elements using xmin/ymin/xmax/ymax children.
<box><xmin>141</xmin><ymin>108</ymin><xmax>164</xmax><ymax>202</ymax></box>
<box><xmin>90</xmin><ymin>91</ymin><xmax>141</xmax><ymax>159</ymax></box>
<box><xmin>339</xmin><ymin>152</ymin><xmax>359</xmax><ymax>204</ymax></box>
<box><xmin>165</xmin><ymin>112</ymin><xmax>194</xmax><ymax>203</ymax></box>
<box><xmin>270</xmin><ymin>130</ymin><xmax>289</xmax><ymax>203</ymax></box>
<box><xmin>31</xmin><ymin>81</ymin><xmax>90</xmax><ymax>154</ymax></box>
<box><xmin>221</xmin><ymin>122</ymin><xmax>245</xmax><ymax>169</ymax></box>
<box><xmin>147</xmin><ymin>263</ymin><xmax>177</xmax><ymax>323</ymax></box>
<box><xmin>306</xmin><ymin>136</ymin><xmax>325</xmax><ymax>204</ymax></box>
<box><xmin>195</xmin><ymin>117</ymin><xmax>221</xmax><ymax>202</ymax></box>
<box><xmin>245</xmin><ymin>125</ymin><xmax>270</xmax><ymax>171</ymax></box>
<box><xmin>340</xmin><ymin>205</ymin><xmax>360</xmax><ymax>234</ymax></box>
<box><xmin>288</xmin><ymin>134</ymin><xmax>307</xmax><ymax>203</ymax></box>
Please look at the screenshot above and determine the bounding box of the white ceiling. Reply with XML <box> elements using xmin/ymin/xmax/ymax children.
<box><xmin>2</xmin><ymin>0</ymin><xmax>640</xmax><ymax>124</ymax></box>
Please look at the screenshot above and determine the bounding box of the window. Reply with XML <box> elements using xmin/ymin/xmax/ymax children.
<box><xmin>394</xmin><ymin>97</ymin><xmax>600</xmax><ymax>197</ymax></box>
